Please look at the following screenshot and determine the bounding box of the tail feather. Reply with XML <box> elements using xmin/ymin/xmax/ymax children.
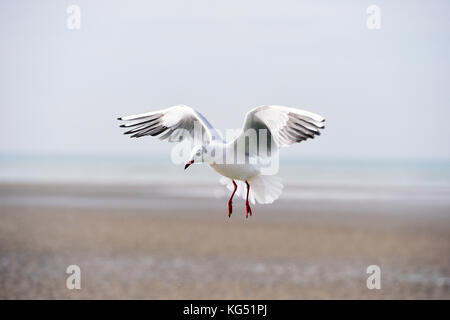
<box><xmin>220</xmin><ymin>175</ymin><xmax>283</xmax><ymax>205</ymax></box>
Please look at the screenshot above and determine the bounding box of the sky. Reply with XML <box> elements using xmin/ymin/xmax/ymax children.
<box><xmin>0</xmin><ymin>0</ymin><xmax>449</xmax><ymax>160</ymax></box>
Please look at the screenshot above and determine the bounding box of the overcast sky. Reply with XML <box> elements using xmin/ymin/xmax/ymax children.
<box><xmin>1</xmin><ymin>0</ymin><xmax>449</xmax><ymax>160</ymax></box>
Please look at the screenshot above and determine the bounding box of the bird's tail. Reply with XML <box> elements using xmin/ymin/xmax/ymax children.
<box><xmin>220</xmin><ymin>174</ymin><xmax>283</xmax><ymax>205</ymax></box>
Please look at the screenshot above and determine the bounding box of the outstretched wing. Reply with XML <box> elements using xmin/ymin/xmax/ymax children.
<box><xmin>118</xmin><ymin>105</ymin><xmax>222</xmax><ymax>144</ymax></box>
<box><xmin>232</xmin><ymin>105</ymin><xmax>325</xmax><ymax>157</ymax></box>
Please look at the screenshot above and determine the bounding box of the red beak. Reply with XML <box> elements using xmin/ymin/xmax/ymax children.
<box><xmin>184</xmin><ymin>160</ymin><xmax>194</xmax><ymax>170</ymax></box>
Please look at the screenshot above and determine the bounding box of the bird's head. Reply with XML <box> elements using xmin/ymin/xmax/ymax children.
<box><xmin>185</xmin><ymin>144</ymin><xmax>209</xmax><ymax>170</ymax></box>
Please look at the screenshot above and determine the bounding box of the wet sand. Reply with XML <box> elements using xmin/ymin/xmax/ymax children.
<box><xmin>0</xmin><ymin>183</ymin><xmax>449</xmax><ymax>299</ymax></box>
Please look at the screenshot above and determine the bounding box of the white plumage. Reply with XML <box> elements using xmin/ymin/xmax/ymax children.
<box><xmin>118</xmin><ymin>105</ymin><xmax>325</xmax><ymax>217</ymax></box>
<box><xmin>118</xmin><ymin>105</ymin><xmax>222</xmax><ymax>143</ymax></box>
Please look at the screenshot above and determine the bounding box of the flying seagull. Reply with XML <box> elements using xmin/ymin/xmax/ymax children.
<box><xmin>118</xmin><ymin>105</ymin><xmax>325</xmax><ymax>218</ymax></box>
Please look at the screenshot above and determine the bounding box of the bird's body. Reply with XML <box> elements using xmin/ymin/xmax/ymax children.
<box><xmin>209</xmin><ymin>162</ymin><xmax>259</xmax><ymax>181</ymax></box>
<box><xmin>205</xmin><ymin>142</ymin><xmax>260</xmax><ymax>180</ymax></box>
<box><xmin>118</xmin><ymin>105</ymin><xmax>325</xmax><ymax>218</ymax></box>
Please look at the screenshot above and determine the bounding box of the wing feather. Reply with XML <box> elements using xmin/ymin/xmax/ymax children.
<box><xmin>118</xmin><ymin>105</ymin><xmax>222</xmax><ymax>144</ymax></box>
<box><xmin>232</xmin><ymin>105</ymin><xmax>325</xmax><ymax>157</ymax></box>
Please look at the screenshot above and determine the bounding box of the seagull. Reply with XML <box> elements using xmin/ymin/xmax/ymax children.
<box><xmin>118</xmin><ymin>105</ymin><xmax>325</xmax><ymax>218</ymax></box>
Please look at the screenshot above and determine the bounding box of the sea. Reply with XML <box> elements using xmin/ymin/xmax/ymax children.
<box><xmin>1</xmin><ymin>153</ymin><xmax>450</xmax><ymax>210</ymax></box>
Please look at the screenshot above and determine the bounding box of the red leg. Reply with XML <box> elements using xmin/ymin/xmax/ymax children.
<box><xmin>245</xmin><ymin>180</ymin><xmax>252</xmax><ymax>218</ymax></box>
<box><xmin>228</xmin><ymin>180</ymin><xmax>237</xmax><ymax>217</ymax></box>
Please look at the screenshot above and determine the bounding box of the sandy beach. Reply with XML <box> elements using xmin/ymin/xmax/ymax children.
<box><xmin>0</xmin><ymin>183</ymin><xmax>449</xmax><ymax>299</ymax></box>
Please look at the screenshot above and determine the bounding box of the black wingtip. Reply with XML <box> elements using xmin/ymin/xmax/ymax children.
<box><xmin>117</xmin><ymin>117</ymin><xmax>122</xmax><ymax>121</ymax></box>
<box><xmin>119</xmin><ymin>124</ymin><xmax>126</xmax><ymax>128</ymax></box>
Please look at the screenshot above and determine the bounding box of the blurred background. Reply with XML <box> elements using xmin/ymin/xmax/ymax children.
<box><xmin>0</xmin><ymin>0</ymin><xmax>449</xmax><ymax>299</ymax></box>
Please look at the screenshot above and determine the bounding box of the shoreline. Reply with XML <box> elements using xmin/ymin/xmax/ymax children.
<box><xmin>1</xmin><ymin>182</ymin><xmax>450</xmax><ymax>213</ymax></box>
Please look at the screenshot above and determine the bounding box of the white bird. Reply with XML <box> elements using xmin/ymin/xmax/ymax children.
<box><xmin>118</xmin><ymin>105</ymin><xmax>325</xmax><ymax>218</ymax></box>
